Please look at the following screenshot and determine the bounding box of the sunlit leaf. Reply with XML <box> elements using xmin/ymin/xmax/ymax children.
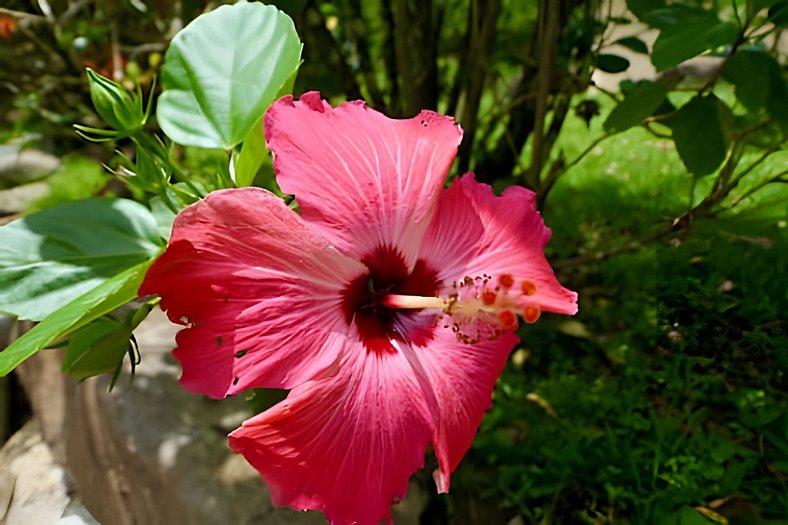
<box><xmin>233</xmin><ymin>67</ymin><xmax>298</xmax><ymax>187</ymax></box>
<box><xmin>0</xmin><ymin>260</ymin><xmax>152</xmax><ymax>376</ymax></box>
<box><xmin>0</xmin><ymin>198</ymin><xmax>163</xmax><ymax>321</ymax></box>
<box><xmin>157</xmin><ymin>3</ymin><xmax>302</xmax><ymax>149</ymax></box>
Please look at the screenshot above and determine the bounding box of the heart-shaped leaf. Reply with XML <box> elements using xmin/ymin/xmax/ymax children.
<box><xmin>157</xmin><ymin>3</ymin><xmax>302</xmax><ymax>149</ymax></box>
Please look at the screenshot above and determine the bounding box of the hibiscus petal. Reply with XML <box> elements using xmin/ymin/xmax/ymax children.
<box><xmin>442</xmin><ymin>174</ymin><xmax>578</xmax><ymax>315</ymax></box>
<box><xmin>228</xmin><ymin>345</ymin><xmax>436</xmax><ymax>525</ymax></box>
<box><xmin>265</xmin><ymin>91</ymin><xmax>463</xmax><ymax>268</ymax></box>
<box><xmin>417</xmin><ymin>329</ymin><xmax>519</xmax><ymax>492</ymax></box>
<box><xmin>139</xmin><ymin>188</ymin><xmax>367</xmax><ymax>398</ymax></box>
<box><xmin>418</xmin><ymin>178</ymin><xmax>485</xmax><ymax>282</ymax></box>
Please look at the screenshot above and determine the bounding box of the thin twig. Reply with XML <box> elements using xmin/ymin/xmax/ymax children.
<box><xmin>727</xmin><ymin>171</ymin><xmax>788</xmax><ymax>208</ymax></box>
<box><xmin>0</xmin><ymin>7</ymin><xmax>49</xmax><ymax>21</ymax></box>
<box><xmin>553</xmin><ymin>226</ymin><xmax>674</xmax><ymax>269</ymax></box>
<box><xmin>560</xmin><ymin>133</ymin><xmax>613</xmax><ymax>175</ymax></box>
<box><xmin>554</xmin><ymin>149</ymin><xmax>782</xmax><ymax>268</ymax></box>
<box><xmin>725</xmin><ymin>147</ymin><xmax>779</xmax><ymax>190</ymax></box>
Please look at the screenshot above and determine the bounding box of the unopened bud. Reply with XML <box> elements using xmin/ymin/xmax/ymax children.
<box><xmin>86</xmin><ymin>68</ymin><xmax>145</xmax><ymax>134</ymax></box>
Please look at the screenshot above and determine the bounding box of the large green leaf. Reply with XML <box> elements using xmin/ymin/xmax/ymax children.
<box><xmin>0</xmin><ymin>260</ymin><xmax>152</xmax><ymax>376</ymax></box>
<box><xmin>649</xmin><ymin>7</ymin><xmax>739</xmax><ymax>71</ymax></box>
<box><xmin>157</xmin><ymin>3</ymin><xmax>302</xmax><ymax>149</ymax></box>
<box><xmin>0</xmin><ymin>198</ymin><xmax>162</xmax><ymax>321</ymax></box>
<box><xmin>604</xmin><ymin>80</ymin><xmax>670</xmax><ymax>133</ymax></box>
<box><xmin>669</xmin><ymin>95</ymin><xmax>729</xmax><ymax>176</ymax></box>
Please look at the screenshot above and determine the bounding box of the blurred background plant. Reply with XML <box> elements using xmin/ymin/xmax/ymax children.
<box><xmin>0</xmin><ymin>0</ymin><xmax>786</xmax><ymax>523</ymax></box>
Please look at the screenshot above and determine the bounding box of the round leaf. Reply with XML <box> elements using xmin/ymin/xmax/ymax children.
<box><xmin>157</xmin><ymin>3</ymin><xmax>302</xmax><ymax>149</ymax></box>
<box><xmin>669</xmin><ymin>95</ymin><xmax>729</xmax><ymax>176</ymax></box>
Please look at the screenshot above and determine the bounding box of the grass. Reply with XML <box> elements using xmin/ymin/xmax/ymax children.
<box><xmin>433</xmin><ymin>101</ymin><xmax>788</xmax><ymax>524</ymax></box>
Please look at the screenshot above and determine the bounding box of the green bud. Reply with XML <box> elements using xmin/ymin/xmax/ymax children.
<box><xmin>86</xmin><ymin>68</ymin><xmax>145</xmax><ymax>134</ymax></box>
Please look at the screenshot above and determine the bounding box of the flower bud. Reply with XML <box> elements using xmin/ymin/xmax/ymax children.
<box><xmin>86</xmin><ymin>68</ymin><xmax>145</xmax><ymax>134</ymax></box>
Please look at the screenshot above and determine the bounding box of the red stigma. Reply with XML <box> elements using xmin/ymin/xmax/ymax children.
<box><xmin>481</xmin><ymin>291</ymin><xmax>497</xmax><ymax>305</ymax></box>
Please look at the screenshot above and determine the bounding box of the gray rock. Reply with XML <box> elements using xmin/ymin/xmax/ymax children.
<box><xmin>0</xmin><ymin>182</ymin><xmax>49</xmax><ymax>214</ymax></box>
<box><xmin>0</xmin><ymin>420</ymin><xmax>98</xmax><ymax>525</ymax></box>
<box><xmin>0</xmin><ymin>146</ymin><xmax>59</xmax><ymax>189</ymax></box>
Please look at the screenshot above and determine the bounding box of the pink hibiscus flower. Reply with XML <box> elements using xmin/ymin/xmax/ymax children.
<box><xmin>139</xmin><ymin>92</ymin><xmax>577</xmax><ymax>525</ymax></box>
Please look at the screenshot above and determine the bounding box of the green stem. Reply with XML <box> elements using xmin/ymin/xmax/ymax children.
<box><xmin>157</xmin><ymin>188</ymin><xmax>181</xmax><ymax>215</ymax></box>
<box><xmin>133</xmin><ymin>133</ymin><xmax>202</xmax><ymax>197</ymax></box>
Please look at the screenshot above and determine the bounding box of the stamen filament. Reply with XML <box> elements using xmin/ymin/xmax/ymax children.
<box><xmin>380</xmin><ymin>294</ymin><xmax>446</xmax><ymax>310</ymax></box>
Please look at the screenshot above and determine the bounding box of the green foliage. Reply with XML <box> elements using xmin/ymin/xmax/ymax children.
<box><xmin>453</xmin><ymin>172</ymin><xmax>787</xmax><ymax>525</ymax></box>
<box><xmin>234</xmin><ymin>68</ymin><xmax>298</xmax><ymax>187</ymax></box>
<box><xmin>0</xmin><ymin>198</ymin><xmax>162</xmax><ymax>322</ymax></box>
<box><xmin>156</xmin><ymin>3</ymin><xmax>302</xmax><ymax>149</ymax></box>
<box><xmin>645</xmin><ymin>6</ymin><xmax>740</xmax><ymax>71</ymax></box>
<box><xmin>63</xmin><ymin>301</ymin><xmax>152</xmax><ymax>384</ymax></box>
<box><xmin>668</xmin><ymin>95</ymin><xmax>729</xmax><ymax>177</ymax></box>
<box><xmin>0</xmin><ymin>1</ymin><xmax>301</xmax><ymax>383</ymax></box>
<box><xmin>596</xmin><ymin>54</ymin><xmax>631</xmax><ymax>73</ymax></box>
<box><xmin>63</xmin><ymin>316</ymin><xmax>129</xmax><ymax>379</ymax></box>
<box><xmin>604</xmin><ymin>80</ymin><xmax>670</xmax><ymax>133</ymax></box>
<box><xmin>85</xmin><ymin>68</ymin><xmax>147</xmax><ymax>134</ymax></box>
<box><xmin>0</xmin><ymin>260</ymin><xmax>154</xmax><ymax>376</ymax></box>
<box><xmin>1</xmin><ymin>0</ymin><xmax>786</xmax><ymax>522</ymax></box>
<box><xmin>615</xmin><ymin>36</ymin><xmax>649</xmax><ymax>54</ymax></box>
<box><xmin>27</xmin><ymin>154</ymin><xmax>109</xmax><ymax>212</ymax></box>
<box><xmin>723</xmin><ymin>50</ymin><xmax>788</xmax><ymax>121</ymax></box>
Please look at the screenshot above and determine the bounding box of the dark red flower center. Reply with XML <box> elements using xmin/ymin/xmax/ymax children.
<box><xmin>341</xmin><ymin>246</ymin><xmax>439</xmax><ymax>354</ymax></box>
